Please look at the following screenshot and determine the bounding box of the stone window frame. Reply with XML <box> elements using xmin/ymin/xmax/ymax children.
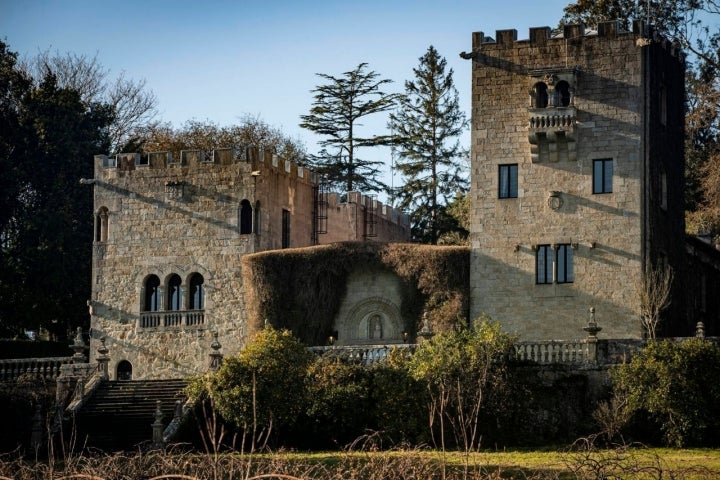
<box><xmin>528</xmin><ymin>68</ymin><xmax>579</xmax><ymax>109</ymax></box>
<box><xmin>498</xmin><ymin>164</ymin><xmax>519</xmax><ymax>199</ymax></box>
<box><xmin>592</xmin><ymin>158</ymin><xmax>613</xmax><ymax>194</ymax></box>
<box><xmin>94</xmin><ymin>206</ymin><xmax>109</xmax><ymax>243</ymax></box>
<box><xmin>188</xmin><ymin>272</ymin><xmax>205</xmax><ymax>310</ymax></box>
<box><xmin>535</xmin><ymin>243</ymin><xmax>575</xmax><ymax>285</ymax></box>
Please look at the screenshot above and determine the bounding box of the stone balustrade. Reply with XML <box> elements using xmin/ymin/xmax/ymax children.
<box><xmin>0</xmin><ymin>357</ymin><xmax>73</xmax><ymax>382</ymax></box>
<box><xmin>515</xmin><ymin>340</ymin><xmax>589</xmax><ymax>364</ymax></box>
<box><xmin>308</xmin><ymin>344</ymin><xmax>415</xmax><ymax>365</ymax></box>
<box><xmin>139</xmin><ymin>310</ymin><xmax>205</xmax><ymax>329</ymax></box>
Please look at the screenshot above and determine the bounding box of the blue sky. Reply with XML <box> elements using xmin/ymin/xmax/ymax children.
<box><xmin>1</xmin><ymin>0</ymin><xmax>573</xmax><ymax>197</ymax></box>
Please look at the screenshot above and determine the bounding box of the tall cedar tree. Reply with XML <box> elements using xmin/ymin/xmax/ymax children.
<box><xmin>300</xmin><ymin>63</ymin><xmax>399</xmax><ymax>193</ymax></box>
<box><xmin>388</xmin><ymin>46</ymin><xmax>468</xmax><ymax>244</ymax></box>
<box><xmin>0</xmin><ymin>41</ymin><xmax>113</xmax><ymax>338</ymax></box>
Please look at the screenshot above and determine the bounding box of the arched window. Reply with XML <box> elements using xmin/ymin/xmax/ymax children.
<box><xmin>95</xmin><ymin>207</ymin><xmax>109</xmax><ymax>242</ymax></box>
<box><xmin>239</xmin><ymin>199</ymin><xmax>253</xmax><ymax>234</ymax></box>
<box><xmin>167</xmin><ymin>274</ymin><xmax>183</xmax><ymax>311</ymax></box>
<box><xmin>555</xmin><ymin>80</ymin><xmax>571</xmax><ymax>107</ymax></box>
<box><xmin>143</xmin><ymin>275</ymin><xmax>160</xmax><ymax>312</ymax></box>
<box><xmin>116</xmin><ymin>360</ymin><xmax>132</xmax><ymax>380</ymax></box>
<box><xmin>189</xmin><ymin>273</ymin><xmax>205</xmax><ymax>310</ymax></box>
<box><xmin>254</xmin><ymin>201</ymin><xmax>261</xmax><ymax>234</ymax></box>
<box><xmin>533</xmin><ymin>82</ymin><xmax>548</xmax><ymax>108</ymax></box>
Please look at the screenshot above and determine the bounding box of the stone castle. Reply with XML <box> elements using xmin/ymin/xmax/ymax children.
<box><xmin>86</xmin><ymin>20</ymin><xmax>720</xmax><ymax>380</ymax></box>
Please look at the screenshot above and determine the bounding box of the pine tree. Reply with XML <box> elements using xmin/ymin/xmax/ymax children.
<box><xmin>389</xmin><ymin>46</ymin><xmax>468</xmax><ymax>244</ymax></box>
<box><xmin>300</xmin><ymin>63</ymin><xmax>398</xmax><ymax>193</ymax></box>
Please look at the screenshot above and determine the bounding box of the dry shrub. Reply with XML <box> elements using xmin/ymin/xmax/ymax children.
<box><xmin>242</xmin><ymin>242</ymin><xmax>469</xmax><ymax>345</ymax></box>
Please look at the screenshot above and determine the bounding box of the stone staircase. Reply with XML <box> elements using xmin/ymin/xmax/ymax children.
<box><xmin>71</xmin><ymin>379</ymin><xmax>188</xmax><ymax>452</ymax></box>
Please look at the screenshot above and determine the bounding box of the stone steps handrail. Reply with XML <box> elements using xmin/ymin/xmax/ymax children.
<box><xmin>0</xmin><ymin>356</ymin><xmax>73</xmax><ymax>382</ymax></box>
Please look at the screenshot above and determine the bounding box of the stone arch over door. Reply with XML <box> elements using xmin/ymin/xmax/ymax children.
<box><xmin>340</xmin><ymin>297</ymin><xmax>403</xmax><ymax>345</ymax></box>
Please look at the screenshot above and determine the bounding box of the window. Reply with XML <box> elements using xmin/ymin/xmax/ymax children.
<box><xmin>556</xmin><ymin>244</ymin><xmax>574</xmax><ymax>283</ymax></box>
<box><xmin>189</xmin><ymin>273</ymin><xmax>205</xmax><ymax>310</ymax></box>
<box><xmin>143</xmin><ymin>275</ymin><xmax>160</xmax><ymax>312</ymax></box>
<box><xmin>593</xmin><ymin>159</ymin><xmax>613</xmax><ymax>194</ymax></box>
<box><xmin>555</xmin><ymin>80</ymin><xmax>571</xmax><ymax>107</ymax></box>
<box><xmin>499</xmin><ymin>164</ymin><xmax>518</xmax><ymax>198</ymax></box>
<box><xmin>281</xmin><ymin>209</ymin><xmax>290</xmax><ymax>248</ymax></box>
<box><xmin>239</xmin><ymin>199</ymin><xmax>253</xmax><ymax>234</ymax></box>
<box><xmin>536</xmin><ymin>245</ymin><xmax>553</xmax><ymax>284</ymax></box>
<box><xmin>95</xmin><ymin>207</ymin><xmax>109</xmax><ymax>242</ymax></box>
<box><xmin>533</xmin><ymin>82</ymin><xmax>548</xmax><ymax>108</ymax></box>
<box><xmin>536</xmin><ymin>244</ymin><xmax>574</xmax><ymax>284</ymax></box>
<box><xmin>661</xmin><ymin>171</ymin><xmax>668</xmax><ymax>210</ymax></box>
<box><xmin>167</xmin><ymin>274</ymin><xmax>183</xmax><ymax>311</ymax></box>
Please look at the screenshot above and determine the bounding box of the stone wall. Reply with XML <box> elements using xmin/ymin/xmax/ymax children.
<box><xmin>466</xmin><ymin>22</ymin><xmax>685</xmax><ymax>340</ymax></box>
<box><xmin>321</xmin><ymin>192</ymin><xmax>410</xmax><ymax>244</ymax></box>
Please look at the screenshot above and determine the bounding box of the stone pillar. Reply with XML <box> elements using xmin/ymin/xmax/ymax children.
<box><xmin>417</xmin><ymin>313</ymin><xmax>434</xmax><ymax>343</ymax></box>
<box><xmin>96</xmin><ymin>336</ymin><xmax>110</xmax><ymax>380</ymax></box>
<box><xmin>583</xmin><ymin>307</ymin><xmax>602</xmax><ymax>364</ymax></box>
<box><xmin>70</xmin><ymin>327</ymin><xmax>87</xmax><ymax>364</ymax></box>
<box><xmin>209</xmin><ymin>332</ymin><xmax>223</xmax><ymax>371</ymax></box>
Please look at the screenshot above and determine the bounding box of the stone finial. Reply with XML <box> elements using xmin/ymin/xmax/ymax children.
<box><xmin>209</xmin><ymin>332</ymin><xmax>223</xmax><ymax>371</ymax></box>
<box><xmin>418</xmin><ymin>313</ymin><xmax>434</xmax><ymax>340</ymax></box>
<box><xmin>696</xmin><ymin>321</ymin><xmax>706</xmax><ymax>338</ymax></box>
<box><xmin>71</xmin><ymin>327</ymin><xmax>87</xmax><ymax>364</ymax></box>
<box><xmin>583</xmin><ymin>307</ymin><xmax>602</xmax><ymax>339</ymax></box>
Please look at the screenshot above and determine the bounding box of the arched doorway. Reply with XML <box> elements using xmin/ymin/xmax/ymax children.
<box><xmin>116</xmin><ymin>360</ymin><xmax>133</xmax><ymax>381</ymax></box>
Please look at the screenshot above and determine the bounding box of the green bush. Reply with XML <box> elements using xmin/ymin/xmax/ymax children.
<box><xmin>191</xmin><ymin>328</ymin><xmax>312</xmax><ymax>439</ymax></box>
<box><xmin>303</xmin><ymin>356</ymin><xmax>373</xmax><ymax>448</ymax></box>
<box><xmin>408</xmin><ymin>317</ymin><xmax>517</xmax><ymax>451</ymax></box>
<box><xmin>611</xmin><ymin>338</ymin><xmax>720</xmax><ymax>447</ymax></box>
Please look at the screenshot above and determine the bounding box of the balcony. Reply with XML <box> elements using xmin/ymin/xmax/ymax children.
<box><xmin>528</xmin><ymin>107</ymin><xmax>577</xmax><ymax>162</ymax></box>
<box><xmin>139</xmin><ymin>310</ymin><xmax>205</xmax><ymax>330</ymax></box>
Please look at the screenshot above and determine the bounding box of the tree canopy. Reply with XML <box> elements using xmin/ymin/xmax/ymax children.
<box><xmin>388</xmin><ymin>46</ymin><xmax>468</xmax><ymax>244</ymax></box>
<box><xmin>134</xmin><ymin>115</ymin><xmax>306</xmax><ymax>163</ymax></box>
<box><xmin>300</xmin><ymin>63</ymin><xmax>399</xmax><ymax>193</ymax></box>
<box><xmin>0</xmin><ymin>40</ymin><xmax>113</xmax><ymax>338</ymax></box>
<box><xmin>21</xmin><ymin>49</ymin><xmax>158</xmax><ymax>154</ymax></box>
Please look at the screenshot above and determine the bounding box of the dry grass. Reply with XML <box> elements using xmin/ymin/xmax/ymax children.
<box><xmin>1</xmin><ymin>445</ymin><xmax>719</xmax><ymax>480</ymax></box>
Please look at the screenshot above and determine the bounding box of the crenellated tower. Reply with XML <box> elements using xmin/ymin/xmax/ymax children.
<box><xmin>464</xmin><ymin>21</ymin><xmax>686</xmax><ymax>339</ymax></box>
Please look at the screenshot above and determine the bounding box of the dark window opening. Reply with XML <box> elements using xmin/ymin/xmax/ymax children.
<box><xmin>282</xmin><ymin>209</ymin><xmax>290</xmax><ymax>248</ymax></box>
<box><xmin>116</xmin><ymin>360</ymin><xmax>132</xmax><ymax>381</ymax></box>
<box><xmin>499</xmin><ymin>164</ymin><xmax>518</xmax><ymax>199</ymax></box>
<box><xmin>189</xmin><ymin>273</ymin><xmax>205</xmax><ymax>310</ymax></box>
<box><xmin>556</xmin><ymin>244</ymin><xmax>574</xmax><ymax>283</ymax></box>
<box><xmin>593</xmin><ymin>159</ymin><xmax>613</xmax><ymax>194</ymax></box>
<box><xmin>167</xmin><ymin>274</ymin><xmax>183</xmax><ymax>311</ymax></box>
<box><xmin>534</xmin><ymin>82</ymin><xmax>548</xmax><ymax>108</ymax></box>
<box><xmin>536</xmin><ymin>245</ymin><xmax>553</xmax><ymax>284</ymax></box>
<box><xmin>556</xmin><ymin>81</ymin><xmax>571</xmax><ymax>107</ymax></box>
<box><xmin>143</xmin><ymin>275</ymin><xmax>160</xmax><ymax>312</ymax></box>
<box><xmin>240</xmin><ymin>199</ymin><xmax>253</xmax><ymax>234</ymax></box>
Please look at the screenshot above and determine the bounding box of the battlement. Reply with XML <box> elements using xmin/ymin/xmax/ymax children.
<box><xmin>94</xmin><ymin>146</ymin><xmax>316</xmax><ymax>184</ymax></box>
<box><xmin>326</xmin><ymin>191</ymin><xmax>409</xmax><ymax>228</ymax></box>
<box><xmin>463</xmin><ymin>20</ymin><xmax>683</xmax><ymax>60</ymax></box>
